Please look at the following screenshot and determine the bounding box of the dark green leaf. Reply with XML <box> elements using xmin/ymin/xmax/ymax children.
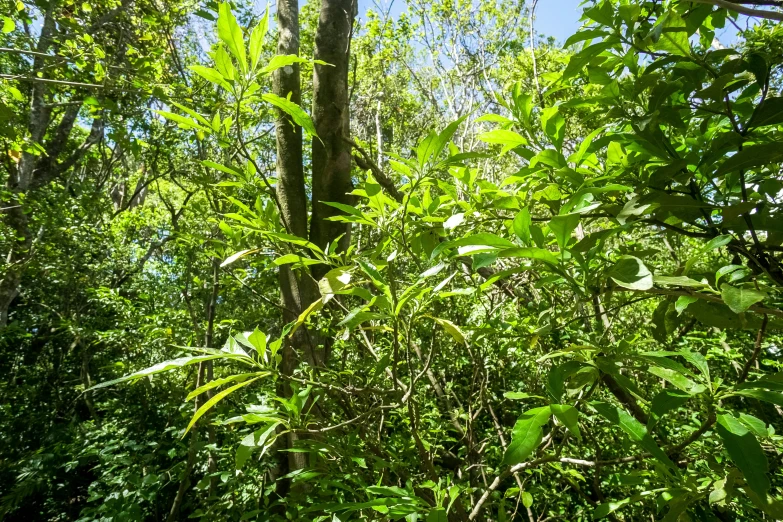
<box><xmin>716</xmin><ymin>143</ymin><xmax>783</xmax><ymax>176</ymax></box>
<box><xmin>608</xmin><ymin>256</ymin><xmax>653</xmax><ymax>290</ymax></box>
<box><xmin>716</xmin><ymin>414</ymin><xmax>769</xmax><ymax>498</ymax></box>
<box><xmin>503</xmin><ymin>406</ymin><xmax>551</xmax><ymax>466</ymax></box>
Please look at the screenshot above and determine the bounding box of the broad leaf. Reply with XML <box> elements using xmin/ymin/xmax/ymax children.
<box><xmin>720</xmin><ymin>284</ymin><xmax>766</xmax><ymax>314</ymax></box>
<box><xmin>184</xmin><ymin>377</ymin><xmax>261</xmax><ymax>436</ymax></box>
<box><xmin>551</xmin><ymin>404</ymin><xmax>581</xmax><ymax>440</ymax></box>
<box><xmin>608</xmin><ymin>256</ymin><xmax>653</xmax><ymax>290</ymax></box>
<box><xmin>249</xmin><ymin>7</ymin><xmax>269</xmax><ymax>71</ymax></box>
<box><xmin>503</xmin><ymin>406</ymin><xmax>551</xmax><ymax>466</ymax></box>
<box><xmin>716</xmin><ymin>414</ymin><xmax>770</xmax><ymax>498</ymax></box>
<box><xmin>716</xmin><ymin>143</ymin><xmax>783</xmax><ymax>176</ymax></box>
<box><xmin>217</xmin><ymin>2</ymin><xmax>247</xmax><ymax>73</ymax></box>
<box><xmin>261</xmin><ymin>93</ymin><xmax>317</xmax><ymax>137</ymax></box>
<box><xmin>591</xmin><ymin>401</ymin><xmax>675</xmax><ymax>468</ymax></box>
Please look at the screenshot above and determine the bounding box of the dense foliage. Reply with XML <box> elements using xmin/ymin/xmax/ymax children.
<box><xmin>3</xmin><ymin>0</ymin><xmax>783</xmax><ymax>520</ymax></box>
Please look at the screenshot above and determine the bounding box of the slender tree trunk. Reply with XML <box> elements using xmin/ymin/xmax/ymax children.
<box><xmin>167</xmin><ymin>258</ymin><xmax>220</xmax><ymax>520</ymax></box>
<box><xmin>309</xmin><ymin>0</ymin><xmax>357</xmax><ymax>270</ymax></box>
<box><xmin>274</xmin><ymin>0</ymin><xmax>307</xmax><ymax>241</ymax></box>
<box><xmin>166</xmin><ymin>363</ymin><xmax>206</xmax><ymax>522</ymax></box>
<box><xmin>204</xmin><ymin>258</ymin><xmax>219</xmax><ymax>496</ymax></box>
<box><xmin>0</xmin><ymin>10</ymin><xmax>56</xmax><ymax>327</ymax></box>
<box><xmin>272</xmin><ymin>0</ymin><xmax>317</xmax><ymax>487</ymax></box>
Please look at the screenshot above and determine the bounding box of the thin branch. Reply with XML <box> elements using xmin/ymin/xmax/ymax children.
<box><xmin>738</xmin><ymin>314</ymin><xmax>769</xmax><ymax>383</ymax></box>
<box><xmin>343</xmin><ymin>135</ymin><xmax>403</xmax><ymax>203</ymax></box>
<box><xmin>617</xmin><ymin>288</ymin><xmax>783</xmax><ymax>319</ymax></box>
<box><xmin>688</xmin><ymin>0</ymin><xmax>783</xmax><ymax>21</ymax></box>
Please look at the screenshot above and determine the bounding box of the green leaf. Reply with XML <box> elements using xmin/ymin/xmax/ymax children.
<box><xmin>731</xmin><ymin>389</ymin><xmax>783</xmax><ymax>407</ymax></box>
<box><xmin>716</xmin><ymin>143</ymin><xmax>783</xmax><ymax>176</ymax></box>
<box><xmin>547</xmin><ymin>361</ymin><xmax>585</xmax><ymax>402</ymax></box>
<box><xmin>549</xmin><ymin>214</ymin><xmax>580</xmax><ymax>251</ymax></box>
<box><xmin>720</xmin><ymin>284</ymin><xmax>766</xmax><ymax>314</ymax></box>
<box><xmin>264</xmin><ymin>232</ymin><xmax>324</xmax><ymax>255</ymax></box>
<box><xmin>217</xmin><ymin>2</ymin><xmax>247</xmax><ymax>74</ymax></box>
<box><xmin>261</xmin><ymin>93</ymin><xmax>317</xmax><ymax>137</ymax></box>
<box><xmin>189</xmin><ymin>65</ymin><xmax>232</xmax><ymax>91</ymax></box>
<box><xmin>675</xmin><ymin>295</ymin><xmax>698</xmax><ymax>314</ymax></box>
<box><xmin>478</xmin><ymin>129</ymin><xmax>528</xmax><ymax>155</ymax></box>
<box><xmin>221</xmin><ymin>248</ymin><xmax>260</xmax><ymax>268</ymax></box>
<box><xmin>739</xmin><ymin>413</ymin><xmax>768</xmax><ymax>438</ymax></box>
<box><xmin>504</xmin><ymin>392</ymin><xmax>546</xmax><ymax>400</ymax></box>
<box><xmin>521</xmin><ymin>491</ymin><xmax>533</xmax><ymax>509</ymax></box>
<box><xmin>89</xmin><ymin>354</ymin><xmax>251</xmax><ymax>390</ymax></box>
<box><xmin>171</xmin><ymin>102</ymin><xmax>213</xmax><ymax>128</ymax></box>
<box><xmin>320</xmin><ymin>201</ymin><xmax>364</xmax><ymax>218</ymax></box>
<box><xmin>647</xmin><ymin>367</ymin><xmax>706</xmax><ymax>395</ymax></box>
<box><xmin>591</xmin><ymin>401</ymin><xmax>675</xmax><ymax>468</ymax></box>
<box><xmin>154</xmin><ymin>110</ymin><xmax>209</xmax><ymax>132</ymax></box>
<box><xmin>652</xmin><ymin>12</ymin><xmax>690</xmax><ymax>56</ymax></box>
<box><xmin>608</xmin><ymin>256</ymin><xmax>653</xmax><ymax>290</ymax></box>
<box><xmin>497</xmin><ymin>247</ymin><xmax>559</xmax><ymax>265</ymax></box>
<box><xmin>202</xmin><ymin>160</ymin><xmax>242</xmax><ymax>177</ymax></box>
<box><xmin>584</xmin><ymin>2</ymin><xmax>613</xmax><ymax>25</ymax></box>
<box><xmin>319</xmin><ymin>267</ymin><xmax>353</xmax><ymax>302</ymax></box>
<box><xmin>453</xmin><ymin>234</ymin><xmax>518</xmax><ymax>249</ymax></box>
<box><xmin>654</xmin><ymin>276</ymin><xmax>707</xmax><ymax>288</ymax></box>
<box><xmin>357</xmin><ymin>259</ymin><xmax>388</xmax><ymax>291</ymax></box>
<box><xmin>593</xmin><ymin>498</ymin><xmax>631</xmax><ymax>519</ymax></box>
<box><xmin>184</xmin><ymin>377</ymin><xmax>261</xmax><ymax>436</ymax></box>
<box><xmin>247</xmin><ymin>327</ymin><xmax>267</xmax><ymax>353</ymax></box>
<box><xmin>541</xmin><ymin>107</ymin><xmax>565</xmax><ymax>150</ymax></box>
<box><xmin>680</xmin><ymin>350</ymin><xmax>710</xmax><ymax>382</ymax></box>
<box><xmin>273</xmin><ymin>254</ymin><xmax>324</xmax><ymax>267</ymax></box>
<box><xmin>749</xmin><ymin>97</ymin><xmax>783</xmax><ymax>128</ymax></box>
<box><xmin>249</xmin><ymin>7</ymin><xmax>269</xmax><ymax>71</ymax></box>
<box><xmin>650</xmin><ymin>389</ymin><xmax>690</xmax><ymax>426</ymax></box>
<box><xmin>551</xmin><ymin>404</ymin><xmax>581</xmax><ymax>440</ymax></box>
<box><xmin>513</xmin><ymin>208</ymin><xmax>531</xmax><ymax>245</ymax></box>
<box><xmin>237</xmin><ymin>421</ymin><xmax>281</xmax><ymax>469</ymax></box>
<box><xmin>430</xmin><ymin>116</ymin><xmax>468</xmax><ymax>166</ymax></box>
<box><xmin>716</xmin><ymin>414</ymin><xmax>770</xmax><ymax>498</ymax></box>
<box><xmin>563</xmin><ymin>28</ymin><xmax>608</xmax><ymax>48</ymax></box>
<box><xmin>428</xmin><ymin>316</ymin><xmax>466</xmax><ymax>345</ymax></box>
<box><xmin>503</xmin><ymin>406</ymin><xmax>551</xmax><ymax>466</ymax></box>
<box><xmin>260</xmin><ymin>55</ymin><xmax>317</xmax><ymax>75</ymax></box>
<box><xmin>2</xmin><ymin>16</ymin><xmax>15</xmax><ymax>33</ymax></box>
<box><xmin>240</xmin><ymin>421</ymin><xmax>280</xmax><ymax>447</ymax></box>
<box><xmin>186</xmin><ymin>373</ymin><xmax>263</xmax><ymax>401</ymax></box>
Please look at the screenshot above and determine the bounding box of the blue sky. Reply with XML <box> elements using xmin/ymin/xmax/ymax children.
<box><xmin>357</xmin><ymin>0</ymin><xmax>585</xmax><ymax>43</ymax></box>
<box><xmin>355</xmin><ymin>0</ymin><xmax>747</xmax><ymax>45</ymax></box>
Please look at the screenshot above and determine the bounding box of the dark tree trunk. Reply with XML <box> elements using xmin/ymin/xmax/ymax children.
<box><xmin>309</xmin><ymin>0</ymin><xmax>357</xmax><ymax>273</ymax></box>
<box><xmin>272</xmin><ymin>0</ymin><xmax>319</xmax><ymax>486</ymax></box>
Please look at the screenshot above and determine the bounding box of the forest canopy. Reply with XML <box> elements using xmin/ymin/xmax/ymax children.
<box><xmin>2</xmin><ymin>0</ymin><xmax>783</xmax><ymax>520</ymax></box>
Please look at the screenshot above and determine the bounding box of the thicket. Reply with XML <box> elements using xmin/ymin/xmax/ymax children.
<box><xmin>2</xmin><ymin>0</ymin><xmax>783</xmax><ymax>520</ymax></box>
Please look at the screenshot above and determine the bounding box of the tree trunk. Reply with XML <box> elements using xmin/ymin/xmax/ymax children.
<box><xmin>309</xmin><ymin>0</ymin><xmax>357</xmax><ymax>270</ymax></box>
<box><xmin>272</xmin><ymin>0</ymin><xmax>316</xmax><ymax>488</ymax></box>
<box><xmin>0</xmin><ymin>10</ymin><xmax>56</xmax><ymax>327</ymax></box>
<box><xmin>167</xmin><ymin>258</ymin><xmax>220</xmax><ymax>520</ymax></box>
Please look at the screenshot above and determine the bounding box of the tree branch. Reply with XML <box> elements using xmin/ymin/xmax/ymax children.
<box><xmin>688</xmin><ymin>0</ymin><xmax>783</xmax><ymax>21</ymax></box>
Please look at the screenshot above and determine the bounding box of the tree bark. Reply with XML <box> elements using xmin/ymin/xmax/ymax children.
<box><xmin>0</xmin><ymin>9</ymin><xmax>55</xmax><ymax>327</ymax></box>
<box><xmin>167</xmin><ymin>258</ymin><xmax>220</xmax><ymax>520</ymax></box>
<box><xmin>272</xmin><ymin>0</ymin><xmax>318</xmax><ymax>487</ymax></box>
<box><xmin>309</xmin><ymin>0</ymin><xmax>357</xmax><ymax>269</ymax></box>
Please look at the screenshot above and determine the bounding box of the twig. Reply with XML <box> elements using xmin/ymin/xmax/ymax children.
<box><xmin>342</xmin><ymin>135</ymin><xmax>403</xmax><ymax>202</ymax></box>
<box><xmin>687</xmin><ymin>0</ymin><xmax>783</xmax><ymax>21</ymax></box>
<box><xmin>738</xmin><ymin>314</ymin><xmax>769</xmax><ymax>383</ymax></box>
<box><xmin>617</xmin><ymin>288</ymin><xmax>783</xmax><ymax>319</ymax></box>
